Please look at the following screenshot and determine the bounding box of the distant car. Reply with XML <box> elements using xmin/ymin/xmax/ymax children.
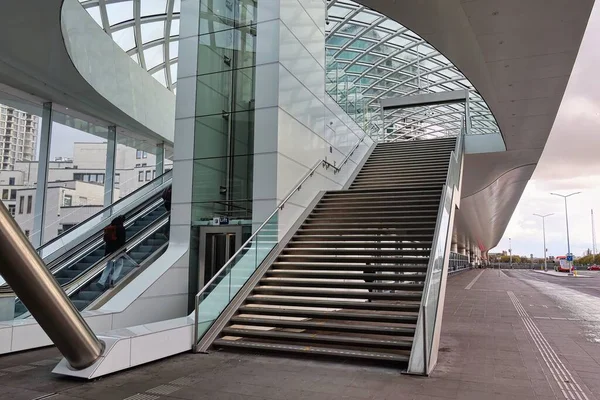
<box><xmin>557</xmin><ymin>265</ymin><xmax>571</xmax><ymax>273</ymax></box>
<box><xmin>587</xmin><ymin>265</ymin><xmax>600</xmax><ymax>271</ymax></box>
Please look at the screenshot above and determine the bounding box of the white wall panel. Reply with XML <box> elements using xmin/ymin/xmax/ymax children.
<box><xmin>280</xmin><ymin>0</ymin><xmax>325</xmax><ymax>67</ymax></box>
<box><xmin>279</xmin><ymin>22</ymin><xmax>326</xmax><ymax>102</ymax></box>
<box><xmin>278</xmin><ymin>66</ymin><xmax>325</xmax><ymax>137</ymax></box>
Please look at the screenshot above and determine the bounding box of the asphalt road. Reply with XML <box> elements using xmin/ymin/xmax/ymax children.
<box><xmin>503</xmin><ymin>268</ymin><xmax>600</xmax><ymax>299</ymax></box>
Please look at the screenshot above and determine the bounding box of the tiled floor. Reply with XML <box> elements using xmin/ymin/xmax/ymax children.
<box><xmin>1</xmin><ymin>269</ymin><xmax>600</xmax><ymax>399</ymax></box>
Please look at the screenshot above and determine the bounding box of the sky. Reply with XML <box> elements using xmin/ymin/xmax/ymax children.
<box><xmin>491</xmin><ymin>4</ymin><xmax>600</xmax><ymax>258</ymax></box>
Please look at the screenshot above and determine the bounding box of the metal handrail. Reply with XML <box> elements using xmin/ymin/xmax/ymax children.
<box><xmin>334</xmin><ymin>132</ymin><xmax>369</xmax><ymax>173</ymax></box>
<box><xmin>0</xmin><ymin>198</ymin><xmax>167</xmax><ymax>293</ymax></box>
<box><xmin>192</xmin><ymin>147</ymin><xmax>367</xmax><ymax>343</ymax></box>
<box><xmin>13</xmin><ymin>215</ymin><xmax>170</xmax><ymax>319</ymax></box>
<box><xmin>36</xmin><ymin>170</ymin><xmax>172</xmax><ymax>255</ymax></box>
<box><xmin>193</xmin><ymin>159</ymin><xmax>322</xmax><ymax>310</ymax></box>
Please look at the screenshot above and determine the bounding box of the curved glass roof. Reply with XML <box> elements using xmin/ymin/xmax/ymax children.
<box><xmin>78</xmin><ymin>0</ymin><xmax>180</xmax><ymax>91</ymax></box>
<box><xmin>79</xmin><ymin>0</ymin><xmax>499</xmax><ymax>140</ymax></box>
<box><xmin>326</xmin><ymin>0</ymin><xmax>499</xmax><ymax>140</ymax></box>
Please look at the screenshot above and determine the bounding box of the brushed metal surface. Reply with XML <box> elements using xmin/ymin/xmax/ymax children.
<box><xmin>0</xmin><ymin>202</ymin><xmax>103</xmax><ymax>369</ymax></box>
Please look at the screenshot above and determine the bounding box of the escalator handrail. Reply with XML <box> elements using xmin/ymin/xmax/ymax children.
<box><xmin>14</xmin><ymin>214</ymin><xmax>170</xmax><ymax>319</ymax></box>
<box><xmin>0</xmin><ymin>197</ymin><xmax>166</xmax><ymax>294</ymax></box>
<box><xmin>42</xmin><ymin>199</ymin><xmax>166</xmax><ymax>279</ymax></box>
<box><xmin>36</xmin><ymin>170</ymin><xmax>173</xmax><ymax>263</ymax></box>
<box><xmin>65</xmin><ymin>215</ymin><xmax>169</xmax><ymax>297</ymax></box>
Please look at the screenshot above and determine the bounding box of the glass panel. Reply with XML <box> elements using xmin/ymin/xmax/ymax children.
<box><xmin>107</xmin><ymin>2</ymin><xmax>134</xmax><ymax>25</ymax></box>
<box><xmin>113</xmin><ymin>26</ymin><xmax>136</xmax><ymax>52</ymax></box>
<box><xmin>407</xmin><ymin>128</ymin><xmax>463</xmax><ymax>374</ymax></box>
<box><xmin>37</xmin><ymin>170</ymin><xmax>172</xmax><ymax>262</ymax></box>
<box><xmin>195</xmin><ymin>213</ymin><xmax>278</xmax><ymax>341</ymax></box>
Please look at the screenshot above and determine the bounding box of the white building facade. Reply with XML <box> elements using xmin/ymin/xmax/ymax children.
<box><xmin>0</xmin><ymin>141</ymin><xmax>171</xmax><ymax>243</ymax></box>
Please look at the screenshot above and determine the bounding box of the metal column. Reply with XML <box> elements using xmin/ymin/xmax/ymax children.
<box><xmin>31</xmin><ymin>102</ymin><xmax>53</xmax><ymax>248</ymax></box>
<box><xmin>104</xmin><ymin>126</ymin><xmax>117</xmax><ymax>208</ymax></box>
<box><xmin>156</xmin><ymin>141</ymin><xmax>165</xmax><ymax>177</ymax></box>
<box><xmin>0</xmin><ymin>202</ymin><xmax>104</xmax><ymax>369</ymax></box>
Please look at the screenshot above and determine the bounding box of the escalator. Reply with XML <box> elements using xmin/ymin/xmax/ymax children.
<box><xmin>0</xmin><ymin>171</ymin><xmax>172</xmax><ymax>318</ymax></box>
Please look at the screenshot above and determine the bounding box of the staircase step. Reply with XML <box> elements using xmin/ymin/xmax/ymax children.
<box><xmin>352</xmin><ymin>174</ymin><xmax>448</xmax><ymax>183</ymax></box>
<box><xmin>292</xmin><ymin>234</ymin><xmax>434</xmax><ymax>242</ymax></box>
<box><xmin>287</xmin><ymin>241</ymin><xmax>433</xmax><ymax>249</ymax></box>
<box><xmin>301</xmin><ymin>222</ymin><xmax>437</xmax><ymax>229</ymax></box>
<box><xmin>238</xmin><ymin>306</ymin><xmax>418</xmax><ymax>324</ymax></box>
<box><xmin>305</xmin><ymin>215</ymin><xmax>437</xmax><ymax>223</ymax></box>
<box><xmin>252</xmin><ymin>287</ymin><xmax>423</xmax><ymax>301</ymax></box>
<box><xmin>259</xmin><ymin>278</ymin><xmax>424</xmax><ymax>291</ymax></box>
<box><xmin>213</xmin><ymin>340</ymin><xmax>410</xmax><ymax>363</ymax></box>
<box><xmin>245</xmin><ymin>296</ymin><xmax>421</xmax><ymax>312</ymax></box>
<box><xmin>298</xmin><ymin>224</ymin><xmax>434</xmax><ymax>231</ymax></box>
<box><xmin>266</xmin><ymin>270</ymin><xmax>427</xmax><ymax>281</ymax></box>
<box><xmin>272</xmin><ymin>262</ymin><xmax>428</xmax><ymax>272</ymax></box>
<box><xmin>346</xmin><ymin>184</ymin><xmax>444</xmax><ymax>193</ymax></box>
<box><xmin>221</xmin><ymin>328</ymin><xmax>414</xmax><ymax>350</ymax></box>
<box><xmin>313</xmin><ymin>204</ymin><xmax>439</xmax><ymax>213</ymax></box>
<box><xmin>366</xmin><ymin>153</ymin><xmax>450</xmax><ymax>162</ymax></box>
<box><xmin>229</xmin><ymin>316</ymin><xmax>417</xmax><ymax>336</ymax></box>
<box><xmin>277</xmin><ymin>255</ymin><xmax>429</xmax><ymax>264</ymax></box>
<box><xmin>322</xmin><ymin>190</ymin><xmax>442</xmax><ymax>200</ymax></box>
<box><xmin>281</xmin><ymin>248</ymin><xmax>431</xmax><ymax>256</ymax></box>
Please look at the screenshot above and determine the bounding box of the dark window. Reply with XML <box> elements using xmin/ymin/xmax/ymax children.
<box><xmin>8</xmin><ymin>177</ymin><xmax>15</xmax><ymax>185</ymax></box>
<box><xmin>145</xmin><ymin>170</ymin><xmax>151</xmax><ymax>181</ymax></box>
<box><xmin>26</xmin><ymin>195</ymin><xmax>32</xmax><ymax>214</ymax></box>
<box><xmin>152</xmin><ymin>170</ymin><xmax>156</xmax><ymax>179</ymax></box>
<box><xmin>1</xmin><ymin>189</ymin><xmax>8</xmax><ymax>200</ymax></box>
<box><xmin>25</xmin><ymin>230</ymin><xmax>29</xmax><ymax>237</ymax></box>
<box><xmin>8</xmin><ymin>204</ymin><xmax>15</xmax><ymax>216</ymax></box>
<box><xmin>18</xmin><ymin>196</ymin><xmax>24</xmax><ymax>214</ymax></box>
<box><xmin>138</xmin><ymin>171</ymin><xmax>144</xmax><ymax>182</ymax></box>
<box><xmin>9</xmin><ymin>189</ymin><xmax>16</xmax><ymax>200</ymax></box>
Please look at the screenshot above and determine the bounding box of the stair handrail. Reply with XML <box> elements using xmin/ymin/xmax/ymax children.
<box><xmin>192</xmin><ymin>153</ymin><xmax>362</xmax><ymax>347</ymax></box>
<box><xmin>407</xmin><ymin>125</ymin><xmax>465</xmax><ymax>375</ymax></box>
<box><xmin>333</xmin><ymin>132</ymin><xmax>370</xmax><ymax>174</ymax></box>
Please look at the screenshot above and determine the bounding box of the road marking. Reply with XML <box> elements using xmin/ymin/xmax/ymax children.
<box><xmin>508</xmin><ymin>291</ymin><xmax>590</xmax><ymax>400</ymax></box>
<box><xmin>465</xmin><ymin>270</ymin><xmax>485</xmax><ymax>290</ymax></box>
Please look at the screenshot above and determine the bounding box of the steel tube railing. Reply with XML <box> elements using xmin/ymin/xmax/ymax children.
<box><xmin>0</xmin><ymin>202</ymin><xmax>103</xmax><ymax>369</ymax></box>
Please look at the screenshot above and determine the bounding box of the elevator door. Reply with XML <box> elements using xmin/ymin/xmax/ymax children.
<box><xmin>198</xmin><ymin>226</ymin><xmax>243</xmax><ymax>291</ymax></box>
<box><xmin>204</xmin><ymin>232</ymin><xmax>237</xmax><ymax>285</ymax></box>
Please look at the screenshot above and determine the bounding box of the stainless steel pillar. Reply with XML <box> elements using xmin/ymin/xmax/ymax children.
<box><xmin>104</xmin><ymin>126</ymin><xmax>117</xmax><ymax>208</ymax></box>
<box><xmin>0</xmin><ymin>202</ymin><xmax>104</xmax><ymax>369</ymax></box>
<box><xmin>32</xmin><ymin>102</ymin><xmax>53</xmax><ymax>248</ymax></box>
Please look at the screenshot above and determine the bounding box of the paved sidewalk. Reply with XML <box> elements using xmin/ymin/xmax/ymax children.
<box><xmin>1</xmin><ymin>269</ymin><xmax>599</xmax><ymax>399</ymax></box>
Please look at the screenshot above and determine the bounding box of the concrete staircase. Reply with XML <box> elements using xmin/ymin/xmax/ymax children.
<box><xmin>212</xmin><ymin>137</ymin><xmax>457</xmax><ymax>364</ymax></box>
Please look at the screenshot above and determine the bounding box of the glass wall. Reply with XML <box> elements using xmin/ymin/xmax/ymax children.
<box><xmin>191</xmin><ymin>0</ymin><xmax>257</xmax><ymax>224</ymax></box>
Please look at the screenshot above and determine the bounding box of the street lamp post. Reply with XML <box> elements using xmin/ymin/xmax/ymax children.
<box><xmin>534</xmin><ymin>213</ymin><xmax>554</xmax><ymax>271</ymax></box>
<box><xmin>509</xmin><ymin>238</ymin><xmax>512</xmax><ymax>268</ymax></box>
<box><xmin>551</xmin><ymin>192</ymin><xmax>581</xmax><ymax>273</ymax></box>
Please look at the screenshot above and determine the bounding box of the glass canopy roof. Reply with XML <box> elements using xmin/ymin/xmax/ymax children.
<box><xmin>78</xmin><ymin>0</ymin><xmax>499</xmax><ymax>140</ymax></box>
<box><xmin>79</xmin><ymin>0</ymin><xmax>180</xmax><ymax>91</ymax></box>
<box><xmin>326</xmin><ymin>0</ymin><xmax>499</xmax><ymax>140</ymax></box>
